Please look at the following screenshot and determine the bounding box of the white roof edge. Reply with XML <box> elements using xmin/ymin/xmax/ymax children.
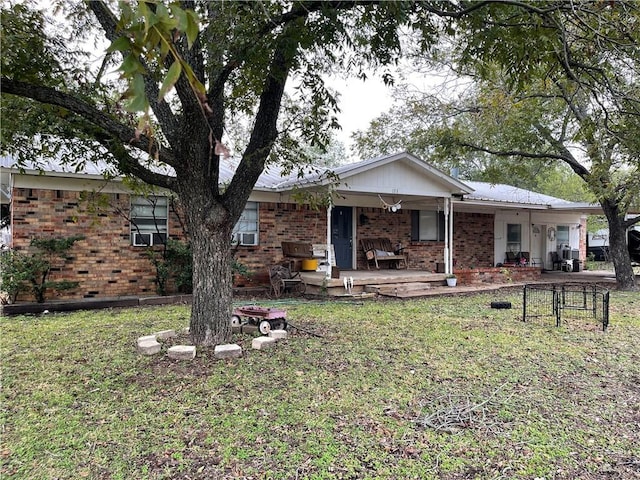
<box><xmin>458</xmin><ymin>199</ymin><xmax>602</xmax><ymax>211</ymax></box>
<box><xmin>1</xmin><ymin>164</ymin><xmax>120</xmax><ymax>182</ymax></box>
<box><xmin>272</xmin><ymin>151</ymin><xmax>475</xmax><ymax>194</ymax></box>
<box><xmin>455</xmin><ymin>200</ymin><xmax>550</xmax><ymax>210</ymax></box>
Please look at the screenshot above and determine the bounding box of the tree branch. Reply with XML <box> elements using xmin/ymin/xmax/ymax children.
<box><xmin>530</xmin><ymin>121</ymin><xmax>591</xmax><ymax>178</ymax></box>
<box><xmin>1</xmin><ymin>78</ymin><xmax>177</xmax><ymax>172</ymax></box>
<box><xmin>94</xmin><ymin>138</ymin><xmax>175</xmax><ymax>190</ymax></box>
<box><xmin>223</xmin><ymin>14</ymin><xmax>307</xmax><ymax>220</ymax></box>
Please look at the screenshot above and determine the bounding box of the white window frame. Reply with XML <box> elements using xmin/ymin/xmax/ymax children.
<box><xmin>506</xmin><ymin>223</ymin><xmax>522</xmax><ymax>254</ymax></box>
<box><xmin>130</xmin><ymin>195</ymin><xmax>168</xmax><ymax>246</ymax></box>
<box><xmin>233</xmin><ymin>201</ymin><xmax>259</xmax><ymax>246</ymax></box>
<box><xmin>413</xmin><ymin>210</ymin><xmax>445</xmax><ymax>241</ymax></box>
<box><xmin>556</xmin><ymin>225</ymin><xmax>570</xmax><ymax>245</ymax></box>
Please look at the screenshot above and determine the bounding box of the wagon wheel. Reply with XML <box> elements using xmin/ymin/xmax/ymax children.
<box><xmin>259</xmin><ymin>320</ymin><xmax>271</xmax><ymax>335</ymax></box>
<box><xmin>270</xmin><ymin>318</ymin><xmax>287</xmax><ymax>331</ymax></box>
<box><xmin>294</xmin><ymin>280</ymin><xmax>306</xmax><ymax>296</ymax></box>
<box><xmin>230</xmin><ymin>315</ymin><xmax>242</xmax><ymax>327</ymax></box>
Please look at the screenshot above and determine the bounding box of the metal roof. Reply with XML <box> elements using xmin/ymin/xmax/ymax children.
<box><xmin>463</xmin><ymin>181</ymin><xmax>576</xmax><ymax>206</ymax></box>
<box><xmin>1</xmin><ymin>154</ymin><xmax>598</xmax><ymax>210</ymax></box>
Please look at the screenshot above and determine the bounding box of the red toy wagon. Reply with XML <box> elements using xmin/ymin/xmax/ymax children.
<box><xmin>231</xmin><ymin>305</ymin><xmax>287</xmax><ymax>334</ymax></box>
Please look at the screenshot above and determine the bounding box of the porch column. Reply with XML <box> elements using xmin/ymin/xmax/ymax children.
<box><xmin>444</xmin><ymin>197</ymin><xmax>450</xmax><ymax>274</ymax></box>
<box><xmin>326</xmin><ymin>204</ymin><xmax>332</xmax><ymax>279</ymax></box>
<box><xmin>448</xmin><ymin>197</ymin><xmax>455</xmax><ymax>274</ymax></box>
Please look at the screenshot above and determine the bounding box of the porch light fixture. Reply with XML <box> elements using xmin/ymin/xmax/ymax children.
<box><xmin>379</xmin><ymin>195</ymin><xmax>402</xmax><ymax>212</ymax></box>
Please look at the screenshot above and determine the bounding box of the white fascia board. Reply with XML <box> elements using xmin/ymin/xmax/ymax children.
<box><xmin>337</xmin><ymin>184</ymin><xmax>455</xmax><ymax>197</ymax></box>
<box><xmin>548</xmin><ymin>204</ymin><xmax>602</xmax><ymax>213</ymax></box>
<box><xmin>455</xmin><ymin>199</ymin><xmax>550</xmax><ymax>210</ymax></box>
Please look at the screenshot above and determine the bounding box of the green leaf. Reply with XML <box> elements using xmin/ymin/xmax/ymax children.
<box><xmin>126</xmin><ymin>74</ymin><xmax>149</xmax><ymax>112</ymax></box>
<box><xmin>106</xmin><ymin>36</ymin><xmax>131</xmax><ymax>53</ymax></box>
<box><xmin>158</xmin><ymin>61</ymin><xmax>182</xmax><ymax>102</ymax></box>
<box><xmin>172</xmin><ymin>5</ymin><xmax>188</xmax><ymax>32</ymax></box>
<box><xmin>182</xmin><ymin>62</ymin><xmax>205</xmax><ymax>95</ymax></box>
<box><xmin>185</xmin><ymin>10</ymin><xmax>200</xmax><ymax>49</ymax></box>
<box><xmin>120</xmin><ymin>53</ymin><xmax>145</xmax><ymax>75</ymax></box>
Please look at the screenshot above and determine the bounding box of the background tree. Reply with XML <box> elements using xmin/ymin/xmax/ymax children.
<box><xmin>352</xmin><ymin>80</ymin><xmax>592</xmax><ymax>200</ymax></box>
<box><xmin>355</xmin><ymin>1</ymin><xmax>640</xmax><ymax>290</ymax></box>
<box><xmin>0</xmin><ymin>1</ymin><xmax>445</xmax><ymax>345</ymax></box>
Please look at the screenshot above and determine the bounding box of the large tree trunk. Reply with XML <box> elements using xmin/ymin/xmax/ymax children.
<box><xmin>601</xmin><ymin>198</ymin><xmax>638</xmax><ymax>291</ymax></box>
<box><xmin>180</xmin><ymin>184</ymin><xmax>234</xmax><ymax>346</ymax></box>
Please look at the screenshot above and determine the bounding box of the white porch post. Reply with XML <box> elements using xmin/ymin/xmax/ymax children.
<box><xmin>444</xmin><ymin>197</ymin><xmax>450</xmax><ymax>274</ymax></box>
<box><xmin>326</xmin><ymin>204</ymin><xmax>332</xmax><ymax>279</ymax></box>
<box><xmin>448</xmin><ymin>197</ymin><xmax>455</xmax><ymax>273</ymax></box>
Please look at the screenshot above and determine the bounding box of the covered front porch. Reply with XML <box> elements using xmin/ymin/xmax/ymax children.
<box><xmin>299</xmin><ymin>265</ymin><xmax>546</xmax><ymax>297</ymax></box>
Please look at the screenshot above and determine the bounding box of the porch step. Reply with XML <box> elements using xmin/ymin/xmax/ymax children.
<box><xmin>365</xmin><ymin>282</ymin><xmax>440</xmax><ymax>298</ymax></box>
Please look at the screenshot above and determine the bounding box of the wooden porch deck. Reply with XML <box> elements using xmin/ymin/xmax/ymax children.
<box><xmin>299</xmin><ymin>267</ymin><xmax>619</xmax><ymax>298</ymax></box>
<box><xmin>300</xmin><ymin>269</ymin><xmax>448</xmax><ymax>297</ymax></box>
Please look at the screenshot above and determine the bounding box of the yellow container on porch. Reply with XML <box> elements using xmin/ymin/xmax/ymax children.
<box><xmin>301</xmin><ymin>258</ymin><xmax>318</xmax><ymax>271</ymax></box>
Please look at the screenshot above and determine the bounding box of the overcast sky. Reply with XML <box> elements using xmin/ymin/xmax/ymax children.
<box><xmin>328</xmin><ymin>76</ymin><xmax>395</xmax><ymax>155</ymax></box>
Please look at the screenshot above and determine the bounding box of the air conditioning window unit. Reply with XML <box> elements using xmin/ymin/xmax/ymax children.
<box><xmin>133</xmin><ymin>232</ymin><xmax>167</xmax><ymax>246</ymax></box>
<box><xmin>133</xmin><ymin>232</ymin><xmax>152</xmax><ymax>246</ymax></box>
<box><xmin>236</xmin><ymin>232</ymin><xmax>258</xmax><ymax>246</ymax></box>
<box><xmin>152</xmin><ymin>232</ymin><xmax>167</xmax><ymax>245</ymax></box>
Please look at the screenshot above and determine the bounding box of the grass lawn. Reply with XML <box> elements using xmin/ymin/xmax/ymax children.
<box><xmin>2</xmin><ymin>288</ymin><xmax>639</xmax><ymax>479</ymax></box>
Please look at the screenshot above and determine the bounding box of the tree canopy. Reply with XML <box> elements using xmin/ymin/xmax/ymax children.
<box><xmin>0</xmin><ymin>0</ymin><xmax>452</xmax><ymax>344</ymax></box>
<box><xmin>353</xmin><ymin>0</ymin><xmax>640</xmax><ymax>289</ymax></box>
<box><xmin>3</xmin><ymin>1</ymin><xmax>638</xmax><ymax>340</ymax></box>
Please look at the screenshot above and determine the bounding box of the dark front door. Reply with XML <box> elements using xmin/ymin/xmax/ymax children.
<box><xmin>331</xmin><ymin>206</ymin><xmax>353</xmax><ymax>269</ymax></box>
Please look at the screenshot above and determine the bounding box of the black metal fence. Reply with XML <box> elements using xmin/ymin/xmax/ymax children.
<box><xmin>522</xmin><ymin>283</ymin><xmax>610</xmax><ymax>331</ymax></box>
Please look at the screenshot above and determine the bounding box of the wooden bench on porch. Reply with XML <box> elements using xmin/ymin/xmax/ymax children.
<box><xmin>360</xmin><ymin>238</ymin><xmax>407</xmax><ymax>270</ymax></box>
<box><xmin>281</xmin><ymin>241</ymin><xmax>312</xmax><ymax>272</ymax></box>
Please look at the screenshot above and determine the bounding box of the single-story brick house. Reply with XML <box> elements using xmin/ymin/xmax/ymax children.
<box><xmin>1</xmin><ymin>152</ymin><xmax>601</xmax><ymax>299</ymax></box>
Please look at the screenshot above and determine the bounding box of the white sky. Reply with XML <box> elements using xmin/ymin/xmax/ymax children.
<box><xmin>328</xmin><ymin>77</ymin><xmax>395</xmax><ymax>155</ymax></box>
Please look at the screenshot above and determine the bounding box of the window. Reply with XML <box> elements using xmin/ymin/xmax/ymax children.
<box><xmin>130</xmin><ymin>196</ymin><xmax>168</xmax><ymax>246</ymax></box>
<box><xmin>506</xmin><ymin>223</ymin><xmax>521</xmax><ymax>253</ymax></box>
<box><xmin>556</xmin><ymin>225</ymin><xmax>570</xmax><ymax>244</ymax></box>
<box><xmin>411</xmin><ymin>210</ymin><xmax>445</xmax><ymax>241</ymax></box>
<box><xmin>233</xmin><ymin>201</ymin><xmax>259</xmax><ymax>246</ymax></box>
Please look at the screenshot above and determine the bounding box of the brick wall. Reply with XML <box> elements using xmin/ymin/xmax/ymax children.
<box><xmin>455</xmin><ymin>267</ymin><xmax>541</xmax><ymax>285</ymax></box>
<box><xmin>8</xmin><ymin>188</ymin><xmax>497</xmax><ymax>299</ymax></box>
<box><xmin>354</xmin><ymin>208</ymin><xmax>495</xmax><ymax>271</ymax></box>
<box><xmin>452</xmin><ymin>212</ymin><xmax>495</xmax><ymax>268</ymax></box>
<box><xmin>10</xmin><ymin>188</ymin><xmax>186</xmax><ymax>300</ymax></box>
<box><xmin>355</xmin><ymin>207</ymin><xmax>411</xmax><ymax>269</ymax></box>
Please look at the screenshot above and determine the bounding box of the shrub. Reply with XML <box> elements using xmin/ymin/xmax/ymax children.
<box><xmin>0</xmin><ymin>236</ymin><xmax>83</xmax><ymax>303</ymax></box>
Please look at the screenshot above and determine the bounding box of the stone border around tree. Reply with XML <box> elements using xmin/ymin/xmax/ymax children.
<box><xmin>136</xmin><ymin>328</ymin><xmax>289</xmax><ymax>360</ymax></box>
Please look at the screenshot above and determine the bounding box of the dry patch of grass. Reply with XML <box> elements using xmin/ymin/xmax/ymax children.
<box><xmin>2</xmin><ymin>290</ymin><xmax>639</xmax><ymax>479</ymax></box>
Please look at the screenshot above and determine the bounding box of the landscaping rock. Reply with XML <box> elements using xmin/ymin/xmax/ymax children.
<box><xmin>137</xmin><ymin>339</ymin><xmax>161</xmax><ymax>355</ymax></box>
<box><xmin>155</xmin><ymin>329</ymin><xmax>177</xmax><ymax>341</ymax></box>
<box><xmin>269</xmin><ymin>329</ymin><xmax>288</xmax><ymax>340</ymax></box>
<box><xmin>252</xmin><ymin>336</ymin><xmax>277</xmax><ymax>350</ymax></box>
<box><xmin>214</xmin><ymin>343</ymin><xmax>242</xmax><ymax>359</ymax></box>
<box><xmin>167</xmin><ymin>345</ymin><xmax>196</xmax><ymax>360</ymax></box>
<box><xmin>137</xmin><ymin>334</ymin><xmax>157</xmax><ymax>343</ymax></box>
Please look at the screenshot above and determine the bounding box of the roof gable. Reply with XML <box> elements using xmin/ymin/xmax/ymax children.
<box><xmin>271</xmin><ymin>152</ymin><xmax>473</xmax><ymax>196</ymax></box>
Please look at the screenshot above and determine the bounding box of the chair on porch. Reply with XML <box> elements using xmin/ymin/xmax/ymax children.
<box><xmin>550</xmin><ymin>251</ymin><xmax>563</xmax><ymax>271</ymax></box>
<box><xmin>360</xmin><ymin>238</ymin><xmax>407</xmax><ymax>270</ymax></box>
<box><xmin>504</xmin><ymin>251</ymin><xmax>518</xmax><ymax>266</ymax></box>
